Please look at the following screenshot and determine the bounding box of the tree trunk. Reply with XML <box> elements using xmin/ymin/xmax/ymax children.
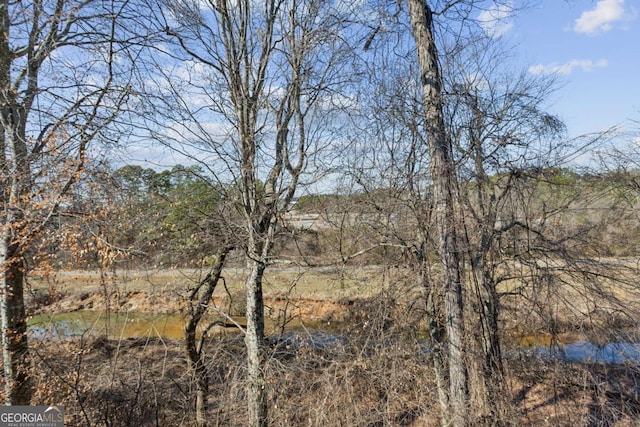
<box><xmin>472</xmin><ymin>261</ymin><xmax>505</xmax><ymax>423</ymax></box>
<box><xmin>245</xmin><ymin>257</ymin><xmax>267</xmax><ymax>427</ymax></box>
<box><xmin>184</xmin><ymin>248</ymin><xmax>230</xmax><ymax>427</ymax></box>
<box><xmin>421</xmin><ymin>262</ymin><xmax>451</xmax><ymax>427</ymax></box>
<box><xmin>0</xmin><ymin>238</ymin><xmax>32</xmax><ymax>405</ymax></box>
<box><xmin>476</xmin><ymin>268</ymin><xmax>502</xmax><ymax>376</ymax></box>
<box><xmin>468</xmin><ymin>96</ymin><xmax>506</xmax><ymax>423</ymax></box>
<box><xmin>407</xmin><ymin>1</ymin><xmax>469</xmax><ymax>425</ymax></box>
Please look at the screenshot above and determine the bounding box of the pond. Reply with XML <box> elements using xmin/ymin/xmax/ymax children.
<box><xmin>28</xmin><ymin>311</ymin><xmax>241</xmax><ymax>340</ymax></box>
<box><xmin>28</xmin><ymin>311</ymin><xmax>640</xmax><ymax>364</ymax></box>
<box><xmin>526</xmin><ymin>341</ymin><xmax>640</xmax><ymax>364</ymax></box>
<box><xmin>27</xmin><ymin>311</ymin><xmax>328</xmax><ymax>341</ymax></box>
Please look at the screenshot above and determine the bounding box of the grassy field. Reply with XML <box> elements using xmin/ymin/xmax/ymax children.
<box><xmin>27</xmin><ymin>260</ymin><xmax>640</xmax><ymax>344</ymax></box>
<box><xmin>30</xmin><ymin>266</ymin><xmax>393</xmax><ymax>300</ymax></box>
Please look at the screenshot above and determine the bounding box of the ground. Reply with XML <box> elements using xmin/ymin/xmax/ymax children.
<box><xmin>28</xmin><ymin>267</ymin><xmax>382</xmax><ymax>321</ymax></box>
<box><xmin>14</xmin><ymin>266</ymin><xmax>640</xmax><ymax>426</ymax></box>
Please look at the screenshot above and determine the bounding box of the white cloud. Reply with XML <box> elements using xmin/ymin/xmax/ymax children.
<box><xmin>478</xmin><ymin>2</ymin><xmax>514</xmax><ymax>38</ymax></box>
<box><xmin>574</xmin><ymin>0</ymin><xmax>626</xmax><ymax>34</ymax></box>
<box><xmin>528</xmin><ymin>59</ymin><xmax>608</xmax><ymax>75</ymax></box>
<box><xmin>165</xmin><ymin>120</ymin><xmax>232</xmax><ymax>143</ymax></box>
<box><xmin>317</xmin><ymin>92</ymin><xmax>358</xmax><ymax>110</ymax></box>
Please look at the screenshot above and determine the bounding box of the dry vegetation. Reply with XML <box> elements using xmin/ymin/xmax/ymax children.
<box><xmin>20</xmin><ymin>290</ymin><xmax>640</xmax><ymax>427</ymax></box>
<box><xmin>12</xmin><ymin>264</ymin><xmax>640</xmax><ymax>426</ymax></box>
<box><xmin>11</xmin><ymin>172</ymin><xmax>640</xmax><ymax>426</ymax></box>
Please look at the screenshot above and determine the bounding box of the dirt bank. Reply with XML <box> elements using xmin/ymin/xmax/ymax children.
<box><xmin>31</xmin><ymin>288</ymin><xmax>355</xmax><ymax>324</ymax></box>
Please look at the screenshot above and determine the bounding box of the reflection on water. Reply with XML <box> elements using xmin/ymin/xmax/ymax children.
<box><xmin>29</xmin><ymin>311</ymin><xmax>208</xmax><ymax>340</ymax></box>
<box><xmin>30</xmin><ymin>312</ymin><xmax>640</xmax><ymax>364</ymax></box>
<box><xmin>28</xmin><ymin>311</ymin><xmax>324</xmax><ymax>341</ymax></box>
<box><xmin>530</xmin><ymin>341</ymin><xmax>640</xmax><ymax>364</ymax></box>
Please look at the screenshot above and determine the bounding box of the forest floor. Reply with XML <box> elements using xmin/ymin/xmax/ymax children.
<box><xmin>17</xmin><ymin>265</ymin><xmax>640</xmax><ymax>425</ymax></box>
<box><xmin>25</xmin><ymin>324</ymin><xmax>640</xmax><ymax>426</ymax></box>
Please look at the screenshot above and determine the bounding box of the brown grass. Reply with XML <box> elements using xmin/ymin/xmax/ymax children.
<box><xmin>19</xmin><ymin>262</ymin><xmax>640</xmax><ymax>426</ymax></box>
<box><xmin>28</xmin><ymin>266</ymin><xmax>388</xmax><ymax>304</ymax></box>
<box><xmin>24</xmin><ymin>317</ymin><xmax>640</xmax><ymax>427</ymax></box>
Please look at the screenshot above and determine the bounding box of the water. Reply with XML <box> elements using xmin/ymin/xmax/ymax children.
<box><xmin>29</xmin><ymin>312</ymin><xmax>640</xmax><ymax>364</ymax></box>
<box><xmin>529</xmin><ymin>341</ymin><xmax>640</xmax><ymax>364</ymax></box>
<box><xmin>29</xmin><ymin>311</ymin><xmax>196</xmax><ymax>340</ymax></box>
<box><xmin>27</xmin><ymin>311</ymin><xmax>325</xmax><ymax>342</ymax></box>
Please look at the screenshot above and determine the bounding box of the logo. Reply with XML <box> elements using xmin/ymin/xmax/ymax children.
<box><xmin>0</xmin><ymin>406</ymin><xmax>64</xmax><ymax>427</ymax></box>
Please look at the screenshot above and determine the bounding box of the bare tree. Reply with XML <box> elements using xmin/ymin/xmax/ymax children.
<box><xmin>405</xmin><ymin>4</ymin><xmax>624</xmax><ymax>424</ymax></box>
<box><xmin>340</xmin><ymin>1</ymin><xmax>566</xmax><ymax>422</ymax></box>
<box><xmin>442</xmin><ymin>35</ymin><xmax>566</xmax><ymax>422</ymax></box>
<box><xmin>0</xmin><ymin>0</ymin><xmax>139</xmax><ymax>404</ymax></box>
<box><xmin>144</xmin><ymin>0</ymin><xmax>358</xmax><ymax>424</ymax></box>
<box><xmin>184</xmin><ymin>247</ymin><xmax>231</xmax><ymax>427</ymax></box>
<box><xmin>405</xmin><ymin>1</ymin><xmax>471</xmax><ymax>424</ymax></box>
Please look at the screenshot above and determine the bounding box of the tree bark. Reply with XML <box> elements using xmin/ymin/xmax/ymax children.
<box><xmin>245</xmin><ymin>256</ymin><xmax>267</xmax><ymax>427</ymax></box>
<box><xmin>406</xmin><ymin>1</ymin><xmax>469</xmax><ymax>425</ymax></box>
<box><xmin>467</xmin><ymin>92</ymin><xmax>506</xmax><ymax>422</ymax></box>
<box><xmin>469</xmin><ymin>258</ymin><xmax>504</xmax><ymax>423</ymax></box>
<box><xmin>421</xmin><ymin>260</ymin><xmax>451</xmax><ymax>427</ymax></box>
<box><xmin>0</xmin><ymin>238</ymin><xmax>32</xmax><ymax>405</ymax></box>
<box><xmin>184</xmin><ymin>247</ymin><xmax>230</xmax><ymax>427</ymax></box>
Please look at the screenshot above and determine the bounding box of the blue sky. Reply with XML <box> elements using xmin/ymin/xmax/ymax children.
<box><xmin>489</xmin><ymin>0</ymin><xmax>638</xmax><ymax>139</ymax></box>
<box><xmin>120</xmin><ymin>0</ymin><xmax>639</xmax><ymax>169</ymax></box>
